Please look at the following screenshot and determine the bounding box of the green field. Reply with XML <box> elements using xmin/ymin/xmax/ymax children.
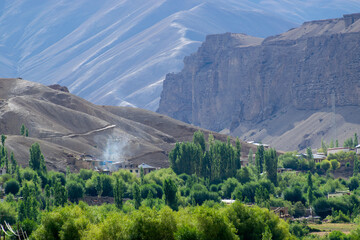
<box><xmin>309</xmin><ymin>223</ymin><xmax>359</xmax><ymax>236</ymax></box>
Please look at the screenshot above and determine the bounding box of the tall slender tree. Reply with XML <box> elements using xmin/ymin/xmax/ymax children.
<box><xmin>354</xmin><ymin>155</ymin><xmax>359</xmax><ymax>176</ymax></box>
<box><xmin>20</xmin><ymin>124</ymin><xmax>26</xmax><ymax>136</ymax></box>
<box><xmin>248</xmin><ymin>149</ymin><xmax>253</xmax><ymax>165</ymax></box>
<box><xmin>235</xmin><ymin>138</ymin><xmax>241</xmax><ymax>170</ymax></box>
<box><xmin>355</xmin><ymin>133</ymin><xmax>359</xmax><ymax>147</ymax></box>
<box><xmin>264</xmin><ymin>148</ymin><xmax>278</xmax><ymax>186</ymax></box>
<box><xmin>255</xmin><ymin>145</ymin><xmax>265</xmax><ymax>175</ymax></box>
<box><xmin>193</xmin><ymin>130</ymin><xmax>206</xmax><ymax>152</ymax></box>
<box><xmin>1</xmin><ymin>134</ymin><xmax>6</xmax><ymax>146</ymax></box>
<box><xmin>114</xmin><ymin>178</ymin><xmax>124</xmax><ymax>209</ymax></box>
<box><xmin>132</xmin><ymin>182</ymin><xmax>141</xmax><ymax>209</ymax></box>
<box><xmin>29</xmin><ymin>142</ymin><xmax>47</xmax><ymax>174</ymax></box>
<box><xmin>307</xmin><ymin>172</ymin><xmax>314</xmax><ymax>205</ymax></box>
<box><xmin>163</xmin><ymin>178</ymin><xmax>178</xmax><ymax>210</ymax></box>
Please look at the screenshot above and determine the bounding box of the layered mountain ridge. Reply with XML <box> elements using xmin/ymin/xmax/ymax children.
<box><xmin>1</xmin><ymin>1</ymin><xmax>360</xmax><ymax>111</ymax></box>
<box><xmin>158</xmin><ymin>14</ymin><xmax>360</xmax><ymax>151</ymax></box>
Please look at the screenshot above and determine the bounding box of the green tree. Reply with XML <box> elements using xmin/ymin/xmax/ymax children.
<box><xmin>25</xmin><ymin>128</ymin><xmax>29</xmax><ymax>137</ymax></box>
<box><xmin>255</xmin><ymin>145</ymin><xmax>265</xmax><ymax>175</ymax></box>
<box><xmin>355</xmin><ymin>133</ymin><xmax>359</xmax><ymax>147</ymax></box>
<box><xmin>336</xmin><ymin>139</ymin><xmax>339</xmax><ymax>147</ymax></box>
<box><xmin>248</xmin><ymin>149</ymin><xmax>253</xmax><ymax>165</ymax></box>
<box><xmin>163</xmin><ymin>178</ymin><xmax>178</xmax><ymax>210</ymax></box>
<box><xmin>140</xmin><ymin>166</ymin><xmax>144</xmax><ymax>185</ymax></box>
<box><xmin>306</xmin><ymin>147</ymin><xmax>313</xmax><ymax>160</ymax></box>
<box><xmin>236</xmin><ymin>167</ymin><xmax>252</xmax><ymax>184</ymax></box>
<box><xmin>20</xmin><ymin>124</ymin><xmax>26</xmax><ymax>136</ymax></box>
<box><xmin>4</xmin><ymin>179</ymin><xmax>20</xmax><ymax>195</ymax></box>
<box><xmin>66</xmin><ymin>181</ymin><xmax>84</xmax><ymax>203</ymax></box>
<box><xmin>95</xmin><ymin>175</ymin><xmax>103</xmax><ymax>198</ymax></box>
<box><xmin>193</xmin><ymin>130</ymin><xmax>206</xmax><ymax>152</ymax></box>
<box><xmin>330</xmin><ymin>159</ymin><xmax>340</xmax><ymax>171</ymax></box>
<box><xmin>1</xmin><ymin>134</ymin><xmax>6</xmax><ymax>146</ymax></box>
<box><xmin>293</xmin><ymin>201</ymin><xmax>306</xmax><ymax>218</ymax></box>
<box><xmin>264</xmin><ymin>148</ymin><xmax>278</xmax><ymax>186</ymax></box>
<box><xmin>29</xmin><ymin>142</ymin><xmax>47</xmax><ymax>174</ymax></box>
<box><xmin>321</xmin><ymin>160</ymin><xmax>331</xmax><ymax>172</ymax></box>
<box><xmin>10</xmin><ymin>152</ymin><xmax>17</xmax><ymax>174</ymax></box>
<box><xmin>54</xmin><ymin>180</ymin><xmax>67</xmax><ymax>207</ymax></box>
<box><xmin>132</xmin><ymin>182</ymin><xmax>141</xmax><ymax>209</ymax></box>
<box><xmin>262</xmin><ymin>226</ymin><xmax>272</xmax><ymax>240</ymax></box>
<box><xmin>344</xmin><ymin>137</ymin><xmax>354</xmax><ymax>148</ymax></box>
<box><xmin>354</xmin><ymin>155</ymin><xmax>360</xmax><ymax>176</ymax></box>
<box><xmin>235</xmin><ymin>138</ymin><xmax>241</xmax><ymax>170</ymax></box>
<box><xmin>321</xmin><ymin>138</ymin><xmax>328</xmax><ymax>154</ymax></box>
<box><xmin>348</xmin><ymin>177</ymin><xmax>359</xmax><ymax>191</ymax></box>
<box><xmin>114</xmin><ymin>177</ymin><xmax>124</xmax><ymax>209</ymax></box>
<box><xmin>307</xmin><ymin>172</ymin><xmax>314</xmax><ymax>205</ymax></box>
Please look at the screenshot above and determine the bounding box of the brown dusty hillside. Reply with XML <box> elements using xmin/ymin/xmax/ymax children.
<box><xmin>0</xmin><ymin>78</ymin><xmax>255</xmax><ymax>172</ymax></box>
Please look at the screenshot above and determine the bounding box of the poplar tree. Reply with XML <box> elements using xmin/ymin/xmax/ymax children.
<box><xmin>255</xmin><ymin>145</ymin><xmax>265</xmax><ymax>175</ymax></box>
<box><xmin>29</xmin><ymin>142</ymin><xmax>47</xmax><ymax>174</ymax></box>
<box><xmin>163</xmin><ymin>178</ymin><xmax>178</xmax><ymax>210</ymax></box>
<box><xmin>307</xmin><ymin>172</ymin><xmax>314</xmax><ymax>205</ymax></box>
<box><xmin>354</xmin><ymin>155</ymin><xmax>359</xmax><ymax>176</ymax></box>
<box><xmin>306</xmin><ymin>147</ymin><xmax>313</xmax><ymax>160</ymax></box>
<box><xmin>20</xmin><ymin>124</ymin><xmax>26</xmax><ymax>136</ymax></box>
<box><xmin>355</xmin><ymin>133</ymin><xmax>359</xmax><ymax>147</ymax></box>
<box><xmin>10</xmin><ymin>152</ymin><xmax>17</xmax><ymax>174</ymax></box>
<box><xmin>193</xmin><ymin>130</ymin><xmax>206</xmax><ymax>152</ymax></box>
<box><xmin>95</xmin><ymin>175</ymin><xmax>103</xmax><ymax>198</ymax></box>
<box><xmin>132</xmin><ymin>182</ymin><xmax>141</xmax><ymax>209</ymax></box>
<box><xmin>1</xmin><ymin>134</ymin><xmax>6</xmax><ymax>146</ymax></box>
<box><xmin>140</xmin><ymin>167</ymin><xmax>144</xmax><ymax>185</ymax></box>
<box><xmin>248</xmin><ymin>149</ymin><xmax>253</xmax><ymax>165</ymax></box>
<box><xmin>54</xmin><ymin>180</ymin><xmax>67</xmax><ymax>207</ymax></box>
<box><xmin>264</xmin><ymin>148</ymin><xmax>278</xmax><ymax>186</ymax></box>
<box><xmin>235</xmin><ymin>138</ymin><xmax>241</xmax><ymax>169</ymax></box>
<box><xmin>114</xmin><ymin>178</ymin><xmax>124</xmax><ymax>209</ymax></box>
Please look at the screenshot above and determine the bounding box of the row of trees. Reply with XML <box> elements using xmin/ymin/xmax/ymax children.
<box><xmin>169</xmin><ymin>131</ymin><xmax>242</xmax><ymax>182</ymax></box>
<box><xmin>254</xmin><ymin>146</ymin><xmax>279</xmax><ymax>186</ymax></box>
<box><xmin>30</xmin><ymin>201</ymin><xmax>291</xmax><ymax>240</ymax></box>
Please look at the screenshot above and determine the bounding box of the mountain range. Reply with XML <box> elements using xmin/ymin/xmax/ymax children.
<box><xmin>1</xmin><ymin>1</ymin><xmax>360</xmax><ymax>111</ymax></box>
<box><xmin>158</xmin><ymin>14</ymin><xmax>360</xmax><ymax>151</ymax></box>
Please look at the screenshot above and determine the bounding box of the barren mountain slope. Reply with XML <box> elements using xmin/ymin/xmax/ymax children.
<box><xmin>1</xmin><ymin>1</ymin><xmax>360</xmax><ymax>111</ymax></box>
<box><xmin>158</xmin><ymin>14</ymin><xmax>360</xmax><ymax>152</ymax></box>
<box><xmin>0</xmin><ymin>78</ymin><xmax>254</xmax><ymax>171</ymax></box>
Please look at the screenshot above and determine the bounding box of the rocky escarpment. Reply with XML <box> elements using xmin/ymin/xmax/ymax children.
<box><xmin>158</xmin><ymin>14</ymin><xmax>360</xmax><ymax>151</ymax></box>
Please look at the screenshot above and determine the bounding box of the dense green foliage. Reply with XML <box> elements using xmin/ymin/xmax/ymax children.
<box><xmin>1</xmin><ymin>131</ymin><xmax>360</xmax><ymax>239</ymax></box>
<box><xmin>169</xmin><ymin>131</ymin><xmax>241</xmax><ymax>182</ymax></box>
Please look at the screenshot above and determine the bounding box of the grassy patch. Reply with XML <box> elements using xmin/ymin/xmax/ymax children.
<box><xmin>308</xmin><ymin>223</ymin><xmax>358</xmax><ymax>235</ymax></box>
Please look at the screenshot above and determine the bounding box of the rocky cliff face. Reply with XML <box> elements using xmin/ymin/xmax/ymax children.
<box><xmin>158</xmin><ymin>14</ymin><xmax>360</xmax><ymax>151</ymax></box>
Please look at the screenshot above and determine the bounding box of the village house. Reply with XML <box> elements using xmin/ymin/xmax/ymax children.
<box><xmin>356</xmin><ymin>145</ymin><xmax>360</xmax><ymax>155</ymax></box>
<box><xmin>313</xmin><ymin>153</ymin><xmax>326</xmax><ymax>163</ymax></box>
<box><xmin>327</xmin><ymin>147</ymin><xmax>350</xmax><ymax>155</ymax></box>
<box><xmin>113</xmin><ymin>162</ymin><xmax>158</xmax><ymax>176</ymax></box>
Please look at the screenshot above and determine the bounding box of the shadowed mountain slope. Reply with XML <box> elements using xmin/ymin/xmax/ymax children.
<box><xmin>158</xmin><ymin>14</ymin><xmax>360</xmax><ymax>151</ymax></box>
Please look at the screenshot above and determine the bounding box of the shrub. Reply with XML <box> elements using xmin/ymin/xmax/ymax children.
<box><xmin>66</xmin><ymin>181</ymin><xmax>84</xmax><ymax>202</ymax></box>
<box><xmin>79</xmin><ymin>169</ymin><xmax>93</xmax><ymax>181</ymax></box>
<box><xmin>4</xmin><ymin>179</ymin><xmax>20</xmax><ymax>195</ymax></box>
<box><xmin>284</xmin><ymin>187</ymin><xmax>305</xmax><ymax>204</ymax></box>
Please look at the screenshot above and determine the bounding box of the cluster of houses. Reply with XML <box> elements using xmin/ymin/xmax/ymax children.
<box><xmin>78</xmin><ymin>154</ymin><xmax>158</xmax><ymax>176</ymax></box>
<box><xmin>242</xmin><ymin>141</ymin><xmax>360</xmax><ymax>167</ymax></box>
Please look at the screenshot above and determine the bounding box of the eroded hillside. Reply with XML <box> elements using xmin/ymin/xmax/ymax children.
<box><xmin>0</xmin><ymin>78</ymin><xmax>254</xmax><ymax>171</ymax></box>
